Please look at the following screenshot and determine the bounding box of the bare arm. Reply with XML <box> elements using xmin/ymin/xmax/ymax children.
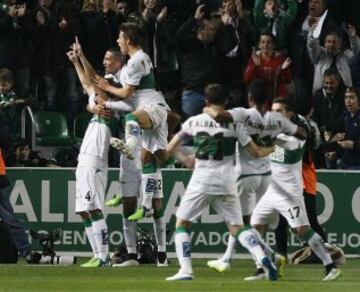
<box><xmin>167</xmin><ymin>133</ymin><xmax>195</xmax><ymax>168</ymax></box>
<box><xmin>294</xmin><ymin>126</ymin><xmax>308</xmax><ymax>140</ymax></box>
<box><xmin>244</xmin><ymin>140</ymin><xmax>275</xmax><ymax>158</ymax></box>
<box><xmin>67</xmin><ymin>50</ymin><xmax>94</xmax><ymax>96</ymax></box>
<box><xmin>73</xmin><ymin>37</ymin><xmax>97</xmax><ymax>83</ymax></box>
<box><xmin>93</xmin><ymin>75</ymin><xmax>135</xmax><ymax>100</ymax></box>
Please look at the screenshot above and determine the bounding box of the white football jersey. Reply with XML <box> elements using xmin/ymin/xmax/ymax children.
<box><xmin>120</xmin><ymin>50</ymin><xmax>166</xmax><ymax>109</ymax></box>
<box><xmin>270</xmin><ymin>133</ymin><xmax>306</xmax><ymax>197</ymax></box>
<box><xmin>180</xmin><ymin>113</ymin><xmax>251</xmax><ymax>195</ymax></box>
<box><xmin>229</xmin><ymin>107</ymin><xmax>298</xmax><ymax>175</ymax></box>
<box><xmin>78</xmin><ymin>93</ymin><xmax>112</xmax><ymax>169</ymax></box>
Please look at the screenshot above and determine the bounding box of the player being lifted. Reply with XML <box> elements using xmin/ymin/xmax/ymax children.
<box><xmin>205</xmin><ymin>80</ymin><xmax>306</xmax><ymax>278</ymax></box>
<box><xmin>93</xmin><ymin>23</ymin><xmax>171</xmax><ymax>262</ymax></box>
<box><xmin>67</xmin><ymin>40</ymin><xmax>132</xmax><ymax>268</ymax></box>
<box><xmin>249</xmin><ymin>98</ymin><xmax>342</xmax><ymax>281</ymax></box>
<box><xmin>165</xmin><ymin>84</ymin><xmax>277</xmax><ymax>281</ymax></box>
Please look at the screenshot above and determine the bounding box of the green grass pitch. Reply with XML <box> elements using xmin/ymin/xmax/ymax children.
<box><xmin>0</xmin><ymin>259</ymin><xmax>359</xmax><ymax>291</ymax></box>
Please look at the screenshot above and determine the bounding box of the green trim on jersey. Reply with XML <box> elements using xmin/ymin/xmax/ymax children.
<box><xmin>91</xmin><ymin>115</ymin><xmax>113</xmax><ymax>126</ymax></box>
<box><xmin>136</xmin><ymin>71</ymin><xmax>156</xmax><ymax>90</ymax></box>
<box><xmin>176</xmin><ymin>226</ymin><xmax>190</xmax><ymax>234</ymax></box>
<box><xmin>82</xmin><ymin>218</ymin><xmax>92</xmax><ymax>228</ymax></box>
<box><xmin>270</xmin><ymin>145</ymin><xmax>305</xmax><ymax>165</ymax></box>
<box><xmin>237</xmin><ymin>171</ymin><xmax>271</xmax><ymax>181</ymax></box>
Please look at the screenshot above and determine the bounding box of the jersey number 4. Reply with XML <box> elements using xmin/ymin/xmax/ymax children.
<box><xmin>195</xmin><ymin>132</ymin><xmax>224</xmax><ymax>160</ymax></box>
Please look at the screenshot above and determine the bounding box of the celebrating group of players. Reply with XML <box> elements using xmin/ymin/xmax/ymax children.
<box><xmin>68</xmin><ymin>22</ymin><xmax>342</xmax><ymax>282</ymax></box>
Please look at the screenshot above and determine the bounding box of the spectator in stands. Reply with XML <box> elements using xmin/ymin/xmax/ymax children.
<box><xmin>244</xmin><ymin>32</ymin><xmax>292</xmax><ymax>102</ymax></box>
<box><xmin>127</xmin><ymin>0</ymin><xmax>179</xmax><ymax>92</ymax></box>
<box><xmin>116</xmin><ymin>0</ymin><xmax>131</xmax><ymax>23</ymax></box>
<box><xmin>5</xmin><ymin>139</ymin><xmax>57</xmax><ymax>167</ymax></box>
<box><xmin>253</xmin><ymin>0</ymin><xmax>298</xmax><ymax>51</ymax></box>
<box><xmin>0</xmin><ymin>0</ymin><xmax>33</xmax><ymax>95</ymax></box>
<box><xmin>32</xmin><ymin>0</ymin><xmax>81</xmax><ymax>122</ymax></box>
<box><xmin>308</xmin><ymin>24</ymin><xmax>360</xmax><ymax>93</ymax></box>
<box><xmin>336</xmin><ymin>87</ymin><xmax>360</xmax><ymax>169</ymax></box>
<box><xmin>79</xmin><ymin>0</ymin><xmax>119</xmax><ymax>72</ymax></box>
<box><xmin>217</xmin><ymin>0</ymin><xmax>256</xmax><ymax>108</ymax></box>
<box><xmin>312</xmin><ymin>68</ymin><xmax>345</xmax><ymax>168</ymax></box>
<box><xmin>290</xmin><ymin>0</ymin><xmax>339</xmax><ymax>110</ymax></box>
<box><xmin>0</xmin><ymin>68</ymin><xmax>34</xmax><ymax>140</ymax></box>
<box><xmin>176</xmin><ymin>4</ymin><xmax>237</xmax><ymax>118</ymax></box>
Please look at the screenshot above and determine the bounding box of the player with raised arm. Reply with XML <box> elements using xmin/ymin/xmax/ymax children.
<box><xmin>206</xmin><ymin>80</ymin><xmax>301</xmax><ymax>277</ymax></box>
<box><xmin>165</xmin><ymin>84</ymin><xmax>278</xmax><ymax>281</ymax></box>
<box><xmin>67</xmin><ymin>42</ymin><xmax>133</xmax><ymax>268</ymax></box>
<box><xmin>94</xmin><ymin>23</ymin><xmax>171</xmax><ymax>228</ymax></box>
<box><xmin>249</xmin><ymin>97</ymin><xmax>342</xmax><ymax>281</ymax></box>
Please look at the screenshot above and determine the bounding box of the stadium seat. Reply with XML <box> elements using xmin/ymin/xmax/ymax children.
<box><xmin>34</xmin><ymin>111</ymin><xmax>73</xmax><ymax>146</ymax></box>
<box><xmin>73</xmin><ymin>112</ymin><xmax>92</xmax><ymax>144</ymax></box>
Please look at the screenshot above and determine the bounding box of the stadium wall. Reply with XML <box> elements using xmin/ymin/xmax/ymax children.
<box><xmin>6</xmin><ymin>168</ymin><xmax>360</xmax><ymax>255</ymax></box>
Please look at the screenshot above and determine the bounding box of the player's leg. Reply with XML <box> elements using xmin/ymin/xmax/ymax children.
<box><xmin>116</xmin><ymin>197</ymin><xmax>139</xmax><ymax>266</ymax></box>
<box><xmin>166</xmin><ymin>188</ymin><xmax>208</xmax><ymax>281</ymax></box>
<box><xmin>212</xmin><ymin>193</ymin><xmax>278</xmax><ymax>281</ymax></box>
<box><xmin>153</xmin><ymin>196</ymin><xmax>168</xmax><ymax>266</ymax></box>
<box><xmin>78</xmin><ymin>211</ymin><xmax>99</xmax><ymax>267</ymax></box>
<box><xmin>89</xmin><ymin>209</ymin><xmax>110</xmax><ymax>266</ymax></box>
<box><xmin>75</xmin><ymin>167</ymin><xmax>99</xmax><ymax>267</ymax></box>
<box><xmin>87</xmin><ymin>168</ymin><xmax>110</xmax><ymax>267</ymax></box>
<box><xmin>207</xmin><ymin>176</ymin><xmax>262</xmax><ymax>272</ymax></box>
<box><xmin>128</xmin><ymin>151</ymin><xmax>158</xmax><ymax>220</ymax></box>
<box><xmin>280</xmin><ymin>197</ymin><xmax>341</xmax><ymax>281</ymax></box>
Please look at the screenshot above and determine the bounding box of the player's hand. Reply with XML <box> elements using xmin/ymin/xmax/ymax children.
<box><xmin>93</xmin><ymin>75</ymin><xmax>110</xmax><ymax>91</ymax></box>
<box><xmin>337</xmin><ymin>140</ymin><xmax>354</xmax><ymax>149</ymax></box>
<box><xmin>72</xmin><ymin>36</ymin><xmax>83</xmax><ymax>56</ymax></box>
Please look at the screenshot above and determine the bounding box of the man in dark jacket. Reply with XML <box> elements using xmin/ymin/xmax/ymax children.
<box><xmin>0</xmin><ymin>112</ymin><xmax>31</xmax><ymax>259</ymax></box>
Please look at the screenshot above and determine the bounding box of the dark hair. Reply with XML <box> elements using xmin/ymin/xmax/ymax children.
<box><xmin>273</xmin><ymin>97</ymin><xmax>296</xmax><ymax>113</ymax></box>
<box><xmin>0</xmin><ymin>68</ymin><xmax>14</xmax><ymax>84</ymax></box>
<box><xmin>258</xmin><ymin>31</ymin><xmax>276</xmax><ymax>43</ymax></box>
<box><xmin>325</xmin><ymin>31</ymin><xmax>342</xmax><ymax>41</ymax></box>
<box><xmin>14</xmin><ymin>138</ymin><xmax>30</xmax><ymax>149</ymax></box>
<box><xmin>248</xmin><ymin>79</ymin><xmax>269</xmax><ymax>105</ymax></box>
<box><xmin>119</xmin><ymin>22</ymin><xmax>144</xmax><ymax>46</ymax></box>
<box><xmin>204</xmin><ymin>83</ymin><xmax>226</xmax><ymax>105</ymax></box>
<box><xmin>323</xmin><ymin>68</ymin><xmax>341</xmax><ymax>81</ymax></box>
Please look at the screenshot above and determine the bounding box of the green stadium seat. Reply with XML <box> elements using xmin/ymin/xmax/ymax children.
<box><xmin>34</xmin><ymin>111</ymin><xmax>73</xmax><ymax>146</ymax></box>
<box><xmin>73</xmin><ymin>112</ymin><xmax>93</xmax><ymax>144</ymax></box>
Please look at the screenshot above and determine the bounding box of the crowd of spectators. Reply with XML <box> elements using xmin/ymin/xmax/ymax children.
<box><xmin>1</xmin><ymin>0</ymin><xmax>360</xmax><ymax>169</ymax></box>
